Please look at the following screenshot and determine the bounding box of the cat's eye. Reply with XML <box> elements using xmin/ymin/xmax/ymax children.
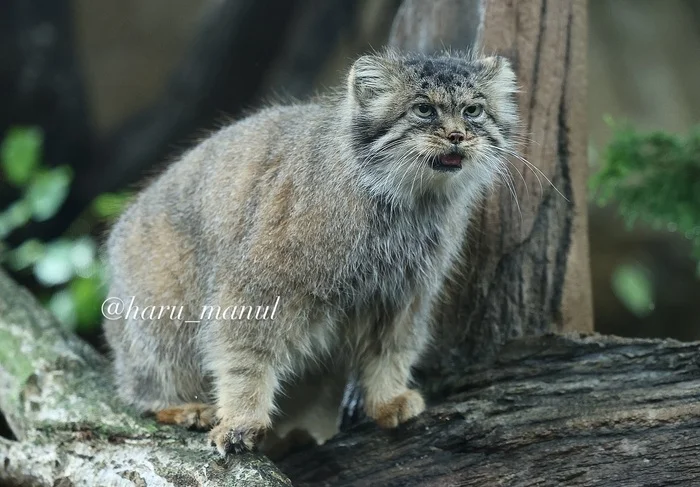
<box><xmin>463</xmin><ymin>104</ymin><xmax>484</xmax><ymax>118</ymax></box>
<box><xmin>413</xmin><ymin>103</ymin><xmax>436</xmax><ymax>118</ymax></box>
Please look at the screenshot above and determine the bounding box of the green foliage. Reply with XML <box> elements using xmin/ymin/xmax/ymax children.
<box><xmin>0</xmin><ymin>128</ymin><xmax>73</xmax><ymax>238</ymax></box>
<box><xmin>591</xmin><ymin>124</ymin><xmax>700</xmax><ymax>274</ymax></box>
<box><xmin>0</xmin><ymin>127</ymin><xmax>129</xmax><ymax>332</ymax></box>
<box><xmin>611</xmin><ymin>263</ymin><xmax>655</xmax><ymax>318</ymax></box>
<box><xmin>25</xmin><ymin>166</ymin><xmax>74</xmax><ymax>221</ymax></box>
<box><xmin>1</xmin><ymin>127</ymin><xmax>42</xmax><ymax>187</ymax></box>
<box><xmin>91</xmin><ymin>192</ymin><xmax>133</xmax><ymax>219</ymax></box>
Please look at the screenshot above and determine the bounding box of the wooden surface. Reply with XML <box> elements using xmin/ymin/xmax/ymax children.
<box><xmin>281</xmin><ymin>334</ymin><xmax>700</xmax><ymax>486</ymax></box>
<box><xmin>3</xmin><ymin>266</ymin><xmax>699</xmax><ymax>486</ymax></box>
<box><xmin>0</xmin><ymin>268</ymin><xmax>290</xmax><ymax>487</ymax></box>
<box><xmin>391</xmin><ymin>0</ymin><xmax>593</xmax><ymax>390</ymax></box>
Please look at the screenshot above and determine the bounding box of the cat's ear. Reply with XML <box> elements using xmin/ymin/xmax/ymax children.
<box><xmin>479</xmin><ymin>56</ymin><xmax>520</xmax><ymax>129</ymax></box>
<box><xmin>479</xmin><ymin>56</ymin><xmax>518</xmax><ymax>94</ymax></box>
<box><xmin>347</xmin><ymin>55</ymin><xmax>396</xmax><ymax>106</ymax></box>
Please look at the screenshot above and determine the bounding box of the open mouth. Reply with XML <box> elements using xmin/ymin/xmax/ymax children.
<box><xmin>429</xmin><ymin>153</ymin><xmax>463</xmax><ymax>172</ymax></box>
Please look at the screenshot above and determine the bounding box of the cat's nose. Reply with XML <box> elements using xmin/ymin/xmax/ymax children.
<box><xmin>448</xmin><ymin>131</ymin><xmax>465</xmax><ymax>144</ymax></box>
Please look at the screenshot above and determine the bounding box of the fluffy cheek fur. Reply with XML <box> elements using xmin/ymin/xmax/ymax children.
<box><xmin>349</xmin><ymin>52</ymin><xmax>521</xmax><ymax>204</ymax></box>
<box><xmin>359</xmin><ymin>122</ymin><xmax>511</xmax><ymax>203</ymax></box>
<box><xmin>356</xmin><ymin>120</ymin><xmax>432</xmax><ymax>202</ymax></box>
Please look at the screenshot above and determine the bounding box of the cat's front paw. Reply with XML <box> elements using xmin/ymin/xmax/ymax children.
<box><xmin>365</xmin><ymin>389</ymin><xmax>425</xmax><ymax>429</ymax></box>
<box><xmin>209</xmin><ymin>419</ymin><xmax>267</xmax><ymax>456</ymax></box>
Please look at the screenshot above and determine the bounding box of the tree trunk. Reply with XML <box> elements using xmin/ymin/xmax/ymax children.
<box><xmin>391</xmin><ymin>0</ymin><xmax>593</xmax><ymax>392</ymax></box>
<box><xmin>337</xmin><ymin>0</ymin><xmax>594</xmax><ymax>421</ymax></box>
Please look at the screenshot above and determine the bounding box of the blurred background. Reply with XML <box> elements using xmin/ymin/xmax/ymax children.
<box><xmin>0</xmin><ymin>0</ymin><xmax>699</xmax><ymax>349</ymax></box>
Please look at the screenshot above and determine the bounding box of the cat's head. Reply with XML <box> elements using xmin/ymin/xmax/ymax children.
<box><xmin>346</xmin><ymin>50</ymin><xmax>519</xmax><ymax>203</ymax></box>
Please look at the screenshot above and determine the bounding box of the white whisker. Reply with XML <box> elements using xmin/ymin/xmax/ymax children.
<box><xmin>487</xmin><ymin>144</ymin><xmax>569</xmax><ymax>202</ymax></box>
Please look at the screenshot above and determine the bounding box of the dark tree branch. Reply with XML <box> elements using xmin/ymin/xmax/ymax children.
<box><xmin>13</xmin><ymin>0</ymin><xmax>306</xmax><ymax>243</ymax></box>
<box><xmin>281</xmin><ymin>334</ymin><xmax>700</xmax><ymax>487</ymax></box>
<box><xmin>87</xmin><ymin>0</ymin><xmax>304</xmax><ymax>193</ymax></box>
<box><xmin>0</xmin><ymin>0</ymin><xmax>93</xmax><ymax>244</ymax></box>
<box><xmin>261</xmin><ymin>0</ymin><xmax>359</xmax><ymax>99</ymax></box>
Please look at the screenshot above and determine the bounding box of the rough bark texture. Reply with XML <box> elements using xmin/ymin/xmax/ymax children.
<box><xmin>3</xmin><ymin>268</ymin><xmax>700</xmax><ymax>486</ymax></box>
<box><xmin>0</xmin><ymin>269</ymin><xmax>290</xmax><ymax>487</ymax></box>
<box><xmin>391</xmin><ymin>0</ymin><xmax>594</xmax><ymax>391</ymax></box>
<box><xmin>280</xmin><ymin>333</ymin><xmax>700</xmax><ymax>486</ymax></box>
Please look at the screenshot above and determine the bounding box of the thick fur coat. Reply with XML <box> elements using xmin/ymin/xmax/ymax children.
<box><xmin>104</xmin><ymin>50</ymin><xmax>519</xmax><ymax>455</ymax></box>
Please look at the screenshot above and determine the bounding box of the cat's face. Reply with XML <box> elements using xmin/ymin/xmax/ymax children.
<box><xmin>348</xmin><ymin>51</ymin><xmax>519</xmax><ymax>203</ymax></box>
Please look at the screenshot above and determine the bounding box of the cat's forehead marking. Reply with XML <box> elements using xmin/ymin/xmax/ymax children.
<box><xmin>404</xmin><ymin>57</ymin><xmax>475</xmax><ymax>94</ymax></box>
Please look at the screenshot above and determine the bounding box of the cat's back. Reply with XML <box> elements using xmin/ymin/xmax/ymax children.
<box><xmin>106</xmin><ymin>103</ymin><xmax>327</xmax><ymax>274</ymax></box>
<box><xmin>195</xmin><ymin>102</ymin><xmax>366</xmax><ymax>297</ymax></box>
<box><xmin>125</xmin><ymin>101</ymin><xmax>333</xmax><ymax>233</ymax></box>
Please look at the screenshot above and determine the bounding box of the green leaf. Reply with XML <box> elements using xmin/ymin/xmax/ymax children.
<box><xmin>69</xmin><ymin>237</ymin><xmax>97</xmax><ymax>276</ymax></box>
<box><xmin>25</xmin><ymin>166</ymin><xmax>73</xmax><ymax>221</ymax></box>
<box><xmin>0</xmin><ymin>200</ymin><xmax>32</xmax><ymax>239</ymax></box>
<box><xmin>47</xmin><ymin>289</ymin><xmax>77</xmax><ymax>330</ymax></box>
<box><xmin>69</xmin><ymin>275</ymin><xmax>105</xmax><ymax>331</ymax></box>
<box><xmin>5</xmin><ymin>239</ymin><xmax>46</xmax><ymax>271</ymax></box>
<box><xmin>591</xmin><ymin>123</ymin><xmax>700</xmax><ymax>273</ymax></box>
<box><xmin>33</xmin><ymin>240</ymin><xmax>75</xmax><ymax>286</ymax></box>
<box><xmin>91</xmin><ymin>192</ymin><xmax>132</xmax><ymax>219</ymax></box>
<box><xmin>612</xmin><ymin>263</ymin><xmax>655</xmax><ymax>318</ymax></box>
<box><xmin>0</xmin><ymin>127</ymin><xmax>43</xmax><ymax>187</ymax></box>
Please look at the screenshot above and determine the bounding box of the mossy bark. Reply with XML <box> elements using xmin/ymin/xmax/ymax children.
<box><xmin>0</xmin><ymin>269</ymin><xmax>290</xmax><ymax>486</ymax></box>
<box><xmin>3</xmin><ymin>269</ymin><xmax>699</xmax><ymax>486</ymax></box>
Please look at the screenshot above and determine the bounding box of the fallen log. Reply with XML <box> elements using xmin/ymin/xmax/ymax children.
<box><xmin>281</xmin><ymin>334</ymin><xmax>700</xmax><ymax>486</ymax></box>
<box><xmin>2</xmin><ymin>269</ymin><xmax>699</xmax><ymax>486</ymax></box>
<box><xmin>0</xmin><ymin>269</ymin><xmax>290</xmax><ymax>487</ymax></box>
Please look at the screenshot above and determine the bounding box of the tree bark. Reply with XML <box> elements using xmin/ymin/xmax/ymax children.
<box><xmin>0</xmin><ymin>269</ymin><xmax>290</xmax><ymax>487</ymax></box>
<box><xmin>390</xmin><ymin>0</ymin><xmax>593</xmax><ymax>391</ymax></box>
<box><xmin>280</xmin><ymin>333</ymin><xmax>700</xmax><ymax>486</ymax></box>
<box><xmin>3</xmin><ymin>268</ymin><xmax>699</xmax><ymax>486</ymax></box>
